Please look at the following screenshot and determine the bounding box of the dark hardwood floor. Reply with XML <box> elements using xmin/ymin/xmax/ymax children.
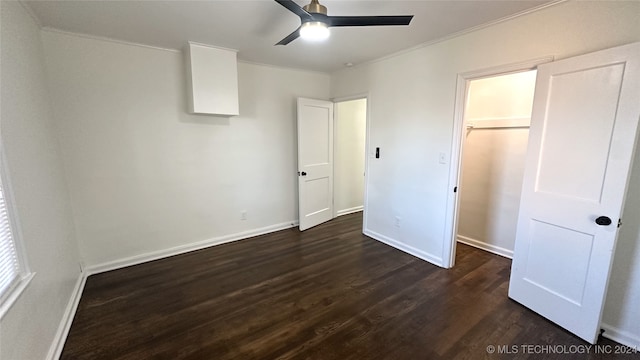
<box><xmin>61</xmin><ymin>213</ymin><xmax>634</xmax><ymax>359</ymax></box>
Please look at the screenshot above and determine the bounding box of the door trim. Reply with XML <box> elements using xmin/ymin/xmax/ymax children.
<box><xmin>332</xmin><ymin>93</ymin><xmax>370</xmax><ymax>235</ymax></box>
<box><xmin>441</xmin><ymin>56</ymin><xmax>554</xmax><ymax>268</ymax></box>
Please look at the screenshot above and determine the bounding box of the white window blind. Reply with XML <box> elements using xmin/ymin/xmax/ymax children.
<box><xmin>0</xmin><ymin>175</ymin><xmax>20</xmax><ymax>300</ymax></box>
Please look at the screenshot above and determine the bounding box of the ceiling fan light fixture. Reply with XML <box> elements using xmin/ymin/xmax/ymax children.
<box><xmin>274</xmin><ymin>0</ymin><xmax>413</xmax><ymax>46</ymax></box>
<box><xmin>300</xmin><ymin>21</ymin><xmax>330</xmax><ymax>42</ymax></box>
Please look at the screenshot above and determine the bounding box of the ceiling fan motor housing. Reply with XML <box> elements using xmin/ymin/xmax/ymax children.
<box><xmin>303</xmin><ymin>0</ymin><xmax>327</xmax><ymax>15</ymax></box>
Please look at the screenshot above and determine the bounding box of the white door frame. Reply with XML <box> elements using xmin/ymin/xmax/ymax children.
<box><xmin>332</xmin><ymin>93</ymin><xmax>370</xmax><ymax>234</ymax></box>
<box><xmin>441</xmin><ymin>57</ymin><xmax>553</xmax><ymax>268</ymax></box>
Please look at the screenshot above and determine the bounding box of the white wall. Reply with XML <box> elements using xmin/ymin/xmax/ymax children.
<box><xmin>41</xmin><ymin>30</ymin><xmax>330</xmax><ymax>269</ymax></box>
<box><xmin>603</xmin><ymin>149</ymin><xmax>640</xmax><ymax>346</ymax></box>
<box><xmin>334</xmin><ymin>99</ymin><xmax>366</xmax><ymax>216</ymax></box>
<box><xmin>0</xmin><ymin>2</ymin><xmax>82</xmax><ymax>359</ymax></box>
<box><xmin>457</xmin><ymin>129</ymin><xmax>529</xmax><ymax>256</ymax></box>
<box><xmin>465</xmin><ymin>71</ymin><xmax>537</xmax><ymax>121</ymax></box>
<box><xmin>330</xmin><ymin>0</ymin><xmax>640</xmax><ymax>347</ymax></box>
<box><xmin>457</xmin><ymin>71</ymin><xmax>536</xmax><ymax>257</ymax></box>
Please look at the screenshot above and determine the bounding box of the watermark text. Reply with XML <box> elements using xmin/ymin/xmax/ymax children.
<box><xmin>485</xmin><ymin>344</ymin><xmax>638</xmax><ymax>355</ymax></box>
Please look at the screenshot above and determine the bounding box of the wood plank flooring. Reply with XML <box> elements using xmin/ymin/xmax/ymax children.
<box><xmin>61</xmin><ymin>213</ymin><xmax>634</xmax><ymax>359</ymax></box>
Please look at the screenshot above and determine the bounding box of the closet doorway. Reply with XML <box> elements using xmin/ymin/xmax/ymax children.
<box><xmin>454</xmin><ymin>70</ymin><xmax>537</xmax><ymax>259</ymax></box>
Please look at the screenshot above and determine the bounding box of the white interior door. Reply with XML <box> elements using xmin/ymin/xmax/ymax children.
<box><xmin>509</xmin><ymin>42</ymin><xmax>640</xmax><ymax>343</ymax></box>
<box><xmin>297</xmin><ymin>97</ymin><xmax>334</xmax><ymax>231</ymax></box>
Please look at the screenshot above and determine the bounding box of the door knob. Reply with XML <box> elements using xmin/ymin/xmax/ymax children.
<box><xmin>595</xmin><ymin>216</ymin><xmax>612</xmax><ymax>226</ymax></box>
<box><xmin>300</xmin><ymin>171</ymin><xmax>307</xmax><ymax>176</ymax></box>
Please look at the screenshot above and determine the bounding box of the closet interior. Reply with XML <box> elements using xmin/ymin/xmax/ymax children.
<box><xmin>456</xmin><ymin>70</ymin><xmax>537</xmax><ymax>258</ymax></box>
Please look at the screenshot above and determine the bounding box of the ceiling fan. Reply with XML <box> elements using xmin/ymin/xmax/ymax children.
<box><xmin>274</xmin><ymin>0</ymin><xmax>414</xmax><ymax>45</ymax></box>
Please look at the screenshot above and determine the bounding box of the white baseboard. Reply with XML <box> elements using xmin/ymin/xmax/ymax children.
<box><xmin>601</xmin><ymin>323</ymin><xmax>640</xmax><ymax>349</ymax></box>
<box><xmin>456</xmin><ymin>235</ymin><xmax>513</xmax><ymax>259</ymax></box>
<box><xmin>364</xmin><ymin>229</ymin><xmax>444</xmax><ymax>267</ymax></box>
<box><xmin>46</xmin><ymin>270</ymin><xmax>87</xmax><ymax>360</ymax></box>
<box><xmin>86</xmin><ymin>220</ymin><xmax>299</xmax><ymax>275</ymax></box>
<box><xmin>336</xmin><ymin>206</ymin><xmax>364</xmax><ymax>217</ymax></box>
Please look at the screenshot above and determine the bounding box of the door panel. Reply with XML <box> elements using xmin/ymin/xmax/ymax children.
<box><xmin>535</xmin><ymin>63</ymin><xmax>624</xmax><ymax>201</ymax></box>
<box><xmin>305</xmin><ymin>177</ymin><xmax>331</xmax><ymax>214</ymax></box>
<box><xmin>524</xmin><ymin>220</ymin><xmax>594</xmax><ymax>305</ymax></box>
<box><xmin>300</xmin><ymin>105</ymin><xmax>331</xmax><ymax>165</ymax></box>
<box><xmin>509</xmin><ymin>42</ymin><xmax>640</xmax><ymax>344</ymax></box>
<box><xmin>297</xmin><ymin>98</ymin><xmax>334</xmax><ymax>231</ymax></box>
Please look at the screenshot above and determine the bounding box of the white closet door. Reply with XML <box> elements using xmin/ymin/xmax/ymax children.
<box><xmin>509</xmin><ymin>42</ymin><xmax>640</xmax><ymax>343</ymax></box>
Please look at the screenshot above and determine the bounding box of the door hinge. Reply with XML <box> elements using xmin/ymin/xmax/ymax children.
<box><xmin>454</xmin><ymin>186</ymin><xmax>457</xmax><ymax>193</ymax></box>
<box><xmin>618</xmin><ymin>218</ymin><xmax>622</xmax><ymax>228</ymax></box>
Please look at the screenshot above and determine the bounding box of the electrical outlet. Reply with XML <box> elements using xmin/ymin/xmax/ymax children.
<box><xmin>439</xmin><ymin>152</ymin><xmax>447</xmax><ymax>164</ymax></box>
<box><xmin>241</xmin><ymin>211</ymin><xmax>247</xmax><ymax>220</ymax></box>
<box><xmin>394</xmin><ymin>216</ymin><xmax>401</xmax><ymax>227</ymax></box>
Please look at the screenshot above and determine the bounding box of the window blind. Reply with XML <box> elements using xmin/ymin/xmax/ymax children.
<box><xmin>0</xmin><ymin>176</ymin><xmax>19</xmax><ymax>300</ymax></box>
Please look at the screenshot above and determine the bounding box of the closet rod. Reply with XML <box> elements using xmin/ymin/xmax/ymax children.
<box><xmin>466</xmin><ymin>124</ymin><xmax>530</xmax><ymax>130</ymax></box>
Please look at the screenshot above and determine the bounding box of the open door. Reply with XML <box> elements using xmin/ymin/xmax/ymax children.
<box><xmin>509</xmin><ymin>42</ymin><xmax>640</xmax><ymax>343</ymax></box>
<box><xmin>297</xmin><ymin>97</ymin><xmax>334</xmax><ymax>231</ymax></box>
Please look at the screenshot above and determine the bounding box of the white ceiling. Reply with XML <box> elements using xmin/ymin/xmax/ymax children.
<box><xmin>24</xmin><ymin>0</ymin><xmax>554</xmax><ymax>73</ymax></box>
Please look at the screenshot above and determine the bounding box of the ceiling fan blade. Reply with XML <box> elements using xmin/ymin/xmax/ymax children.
<box><xmin>329</xmin><ymin>15</ymin><xmax>413</xmax><ymax>27</ymax></box>
<box><xmin>276</xmin><ymin>26</ymin><xmax>301</xmax><ymax>46</ymax></box>
<box><xmin>274</xmin><ymin>0</ymin><xmax>312</xmax><ymax>21</ymax></box>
